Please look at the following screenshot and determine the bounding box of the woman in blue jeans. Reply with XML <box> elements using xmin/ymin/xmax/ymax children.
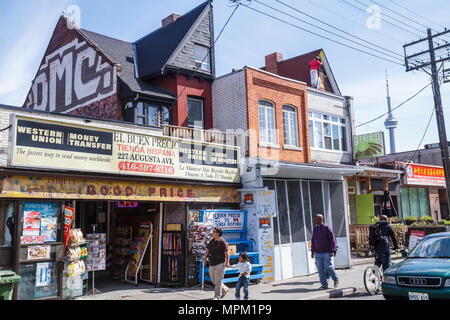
<box><xmin>311</xmin><ymin>214</ymin><xmax>339</xmax><ymax>289</ymax></box>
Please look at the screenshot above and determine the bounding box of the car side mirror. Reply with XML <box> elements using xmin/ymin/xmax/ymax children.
<box><xmin>402</xmin><ymin>250</ymin><xmax>409</xmax><ymax>257</ymax></box>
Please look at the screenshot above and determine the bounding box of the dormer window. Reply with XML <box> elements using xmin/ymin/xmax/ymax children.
<box><xmin>194</xmin><ymin>44</ymin><xmax>211</xmax><ymax>72</ymax></box>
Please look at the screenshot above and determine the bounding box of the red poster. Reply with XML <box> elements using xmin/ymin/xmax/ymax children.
<box><xmin>64</xmin><ymin>207</ymin><xmax>75</xmax><ymax>250</ymax></box>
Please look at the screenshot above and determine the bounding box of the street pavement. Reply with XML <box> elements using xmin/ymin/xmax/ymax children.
<box><xmin>78</xmin><ymin>256</ymin><xmax>399</xmax><ymax>301</ymax></box>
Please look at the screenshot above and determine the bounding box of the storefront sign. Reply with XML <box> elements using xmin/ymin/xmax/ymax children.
<box><xmin>200</xmin><ymin>210</ymin><xmax>246</xmax><ymax>231</ymax></box>
<box><xmin>9</xmin><ymin>115</ymin><xmax>240</xmax><ymax>183</ymax></box>
<box><xmin>353</xmin><ymin>131</ymin><xmax>385</xmax><ymax>159</ymax></box>
<box><xmin>404</xmin><ymin>164</ymin><xmax>445</xmax><ymax>187</ymax></box>
<box><xmin>259</xmin><ymin>218</ymin><xmax>271</xmax><ymax>229</ymax></box>
<box><xmin>0</xmin><ymin>175</ymin><xmax>241</xmax><ymax>203</ymax></box>
<box><xmin>117</xmin><ymin>201</ymin><xmax>139</xmax><ymax>208</ymax></box>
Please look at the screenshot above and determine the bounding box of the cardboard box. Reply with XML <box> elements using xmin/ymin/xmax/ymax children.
<box><xmin>228</xmin><ymin>245</ymin><xmax>237</xmax><ymax>256</ymax></box>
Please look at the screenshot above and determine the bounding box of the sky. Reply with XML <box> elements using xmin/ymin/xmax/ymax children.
<box><xmin>1</xmin><ymin>0</ymin><xmax>450</xmax><ymax>153</ymax></box>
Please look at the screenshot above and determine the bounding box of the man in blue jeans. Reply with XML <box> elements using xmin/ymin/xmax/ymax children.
<box><xmin>311</xmin><ymin>214</ymin><xmax>339</xmax><ymax>290</ymax></box>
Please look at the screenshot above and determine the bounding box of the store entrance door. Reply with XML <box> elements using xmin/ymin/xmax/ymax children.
<box><xmin>15</xmin><ymin>201</ymin><xmax>65</xmax><ymax>300</ymax></box>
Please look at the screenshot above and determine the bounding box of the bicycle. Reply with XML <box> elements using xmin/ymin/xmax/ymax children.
<box><xmin>363</xmin><ymin>248</ymin><xmax>400</xmax><ymax>295</ymax></box>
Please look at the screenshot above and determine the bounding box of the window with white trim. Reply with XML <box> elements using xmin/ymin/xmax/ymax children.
<box><xmin>259</xmin><ymin>100</ymin><xmax>277</xmax><ymax>145</ymax></box>
<box><xmin>187</xmin><ymin>97</ymin><xmax>205</xmax><ymax>129</ymax></box>
<box><xmin>283</xmin><ymin>105</ymin><xmax>299</xmax><ymax>147</ymax></box>
<box><xmin>194</xmin><ymin>44</ymin><xmax>211</xmax><ymax>72</ymax></box>
<box><xmin>308</xmin><ymin>112</ymin><xmax>348</xmax><ymax>151</ymax></box>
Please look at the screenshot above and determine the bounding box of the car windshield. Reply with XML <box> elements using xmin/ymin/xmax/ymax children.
<box><xmin>410</xmin><ymin>236</ymin><xmax>450</xmax><ymax>258</ymax></box>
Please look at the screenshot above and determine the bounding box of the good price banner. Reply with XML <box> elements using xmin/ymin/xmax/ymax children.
<box><xmin>9</xmin><ymin>115</ymin><xmax>240</xmax><ymax>183</ymax></box>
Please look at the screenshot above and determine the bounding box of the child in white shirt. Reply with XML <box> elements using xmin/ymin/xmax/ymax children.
<box><xmin>227</xmin><ymin>252</ymin><xmax>252</xmax><ymax>300</ymax></box>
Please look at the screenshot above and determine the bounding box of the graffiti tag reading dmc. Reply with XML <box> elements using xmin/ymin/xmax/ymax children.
<box><xmin>25</xmin><ymin>38</ymin><xmax>117</xmax><ymax>114</ymax></box>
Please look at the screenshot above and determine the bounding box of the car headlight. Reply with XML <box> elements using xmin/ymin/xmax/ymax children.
<box><xmin>382</xmin><ymin>275</ymin><xmax>396</xmax><ymax>284</ymax></box>
<box><xmin>445</xmin><ymin>279</ymin><xmax>450</xmax><ymax>287</ymax></box>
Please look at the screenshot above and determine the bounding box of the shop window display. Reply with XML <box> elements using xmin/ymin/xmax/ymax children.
<box><xmin>17</xmin><ymin>202</ymin><xmax>63</xmax><ymax>300</ymax></box>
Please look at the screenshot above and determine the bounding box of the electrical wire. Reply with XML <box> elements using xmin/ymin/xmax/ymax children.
<box><xmin>0</xmin><ymin>125</ymin><xmax>11</xmax><ymax>132</ymax></box>
<box><xmin>355</xmin><ymin>0</ymin><xmax>428</xmax><ymax>36</ymax></box>
<box><xmin>390</xmin><ymin>0</ymin><xmax>448</xmax><ymax>31</ymax></box>
<box><xmin>407</xmin><ymin>76</ymin><xmax>444</xmax><ymax>163</ymax></box>
<box><xmin>367</xmin><ymin>0</ymin><xmax>450</xmax><ymax>44</ymax></box>
<box><xmin>240</xmin><ymin>2</ymin><xmax>405</xmax><ymax>66</ymax></box>
<box><xmin>369</xmin><ymin>0</ymin><xmax>437</xmax><ymax>32</ymax></box>
<box><xmin>339</xmin><ymin>0</ymin><xmax>423</xmax><ymax>38</ymax></box>
<box><xmin>356</xmin><ymin>81</ymin><xmax>432</xmax><ymax>128</ymax></box>
<box><xmin>273</xmin><ymin>0</ymin><xmax>405</xmax><ymax>60</ymax></box>
<box><xmin>306</xmin><ymin>0</ymin><xmax>405</xmax><ymax>46</ymax></box>
<box><xmin>156</xmin><ymin>3</ymin><xmax>241</xmax><ymax>122</ymax></box>
<box><xmin>407</xmin><ymin>107</ymin><xmax>435</xmax><ymax>163</ymax></box>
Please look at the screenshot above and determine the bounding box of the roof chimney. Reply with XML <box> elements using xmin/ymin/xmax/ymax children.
<box><xmin>162</xmin><ymin>14</ymin><xmax>181</xmax><ymax>27</ymax></box>
<box><xmin>265</xmin><ymin>52</ymin><xmax>283</xmax><ymax>74</ymax></box>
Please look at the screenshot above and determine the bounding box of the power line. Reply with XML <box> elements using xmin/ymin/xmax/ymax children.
<box><xmin>239</xmin><ymin>2</ymin><xmax>404</xmax><ymax>66</ymax></box>
<box><xmin>355</xmin><ymin>0</ymin><xmax>427</xmax><ymax>36</ymax></box>
<box><xmin>274</xmin><ymin>0</ymin><xmax>404</xmax><ymax>60</ymax></box>
<box><xmin>367</xmin><ymin>0</ymin><xmax>450</xmax><ymax>43</ymax></box>
<box><xmin>306</xmin><ymin>0</ymin><xmax>405</xmax><ymax>46</ymax></box>
<box><xmin>339</xmin><ymin>0</ymin><xmax>423</xmax><ymax>38</ymax></box>
<box><xmin>407</xmin><ymin>106</ymin><xmax>435</xmax><ymax>163</ymax></box>
<box><xmin>356</xmin><ymin>81</ymin><xmax>432</xmax><ymax>128</ymax></box>
<box><xmin>369</xmin><ymin>0</ymin><xmax>435</xmax><ymax>32</ymax></box>
<box><xmin>390</xmin><ymin>0</ymin><xmax>448</xmax><ymax>31</ymax></box>
<box><xmin>158</xmin><ymin>3</ymin><xmax>241</xmax><ymax>122</ymax></box>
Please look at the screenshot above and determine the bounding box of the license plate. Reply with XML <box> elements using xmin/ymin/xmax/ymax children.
<box><xmin>408</xmin><ymin>292</ymin><xmax>429</xmax><ymax>300</ymax></box>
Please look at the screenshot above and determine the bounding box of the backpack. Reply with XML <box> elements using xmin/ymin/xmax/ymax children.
<box><xmin>369</xmin><ymin>223</ymin><xmax>382</xmax><ymax>247</ymax></box>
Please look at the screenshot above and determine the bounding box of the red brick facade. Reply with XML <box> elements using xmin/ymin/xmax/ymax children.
<box><xmin>153</xmin><ymin>74</ymin><xmax>213</xmax><ymax>129</ymax></box>
<box><xmin>245</xmin><ymin>68</ymin><xmax>310</xmax><ymax>163</ymax></box>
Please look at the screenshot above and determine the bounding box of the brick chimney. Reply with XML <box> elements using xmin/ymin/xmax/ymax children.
<box><xmin>162</xmin><ymin>14</ymin><xmax>181</xmax><ymax>27</ymax></box>
<box><xmin>265</xmin><ymin>52</ymin><xmax>283</xmax><ymax>74</ymax></box>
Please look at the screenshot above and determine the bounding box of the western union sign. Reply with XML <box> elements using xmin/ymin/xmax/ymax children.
<box><xmin>9</xmin><ymin>115</ymin><xmax>240</xmax><ymax>183</ymax></box>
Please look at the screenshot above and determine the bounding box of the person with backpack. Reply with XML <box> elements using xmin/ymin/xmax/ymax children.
<box><xmin>311</xmin><ymin>214</ymin><xmax>339</xmax><ymax>290</ymax></box>
<box><xmin>369</xmin><ymin>215</ymin><xmax>399</xmax><ymax>272</ymax></box>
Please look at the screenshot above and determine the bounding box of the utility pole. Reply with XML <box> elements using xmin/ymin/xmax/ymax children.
<box><xmin>404</xmin><ymin>28</ymin><xmax>450</xmax><ymax>218</ymax></box>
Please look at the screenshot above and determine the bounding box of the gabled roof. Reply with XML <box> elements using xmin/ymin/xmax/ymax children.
<box><xmin>80</xmin><ymin>29</ymin><xmax>176</xmax><ymax>102</ymax></box>
<box><xmin>133</xmin><ymin>0</ymin><xmax>211</xmax><ymax>80</ymax></box>
<box><xmin>262</xmin><ymin>49</ymin><xmax>341</xmax><ymax>95</ymax></box>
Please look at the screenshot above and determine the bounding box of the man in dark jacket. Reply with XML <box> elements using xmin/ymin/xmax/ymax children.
<box><xmin>311</xmin><ymin>214</ymin><xmax>339</xmax><ymax>289</ymax></box>
<box><xmin>373</xmin><ymin>215</ymin><xmax>399</xmax><ymax>272</ymax></box>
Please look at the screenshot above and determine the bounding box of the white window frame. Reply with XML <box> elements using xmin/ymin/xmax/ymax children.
<box><xmin>187</xmin><ymin>97</ymin><xmax>205</xmax><ymax>129</ymax></box>
<box><xmin>308</xmin><ymin>111</ymin><xmax>349</xmax><ymax>153</ymax></box>
<box><xmin>283</xmin><ymin>105</ymin><xmax>299</xmax><ymax>147</ymax></box>
<box><xmin>194</xmin><ymin>44</ymin><xmax>211</xmax><ymax>72</ymax></box>
<box><xmin>259</xmin><ymin>100</ymin><xmax>277</xmax><ymax>145</ymax></box>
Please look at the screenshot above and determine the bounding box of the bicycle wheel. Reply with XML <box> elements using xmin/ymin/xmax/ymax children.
<box><xmin>363</xmin><ymin>265</ymin><xmax>382</xmax><ymax>295</ymax></box>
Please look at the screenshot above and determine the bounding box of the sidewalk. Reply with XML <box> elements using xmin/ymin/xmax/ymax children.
<box><xmin>78</xmin><ymin>257</ymin><xmax>403</xmax><ymax>301</ymax></box>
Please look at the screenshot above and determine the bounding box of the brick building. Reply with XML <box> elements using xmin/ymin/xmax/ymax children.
<box><xmin>212</xmin><ymin>50</ymin><xmax>365</xmax><ymax>282</ymax></box>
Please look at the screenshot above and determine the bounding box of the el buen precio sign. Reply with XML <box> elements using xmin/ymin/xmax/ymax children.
<box><xmin>9</xmin><ymin>115</ymin><xmax>240</xmax><ymax>183</ymax></box>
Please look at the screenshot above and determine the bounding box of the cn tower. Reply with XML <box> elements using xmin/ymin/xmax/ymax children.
<box><xmin>384</xmin><ymin>70</ymin><xmax>398</xmax><ymax>154</ymax></box>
